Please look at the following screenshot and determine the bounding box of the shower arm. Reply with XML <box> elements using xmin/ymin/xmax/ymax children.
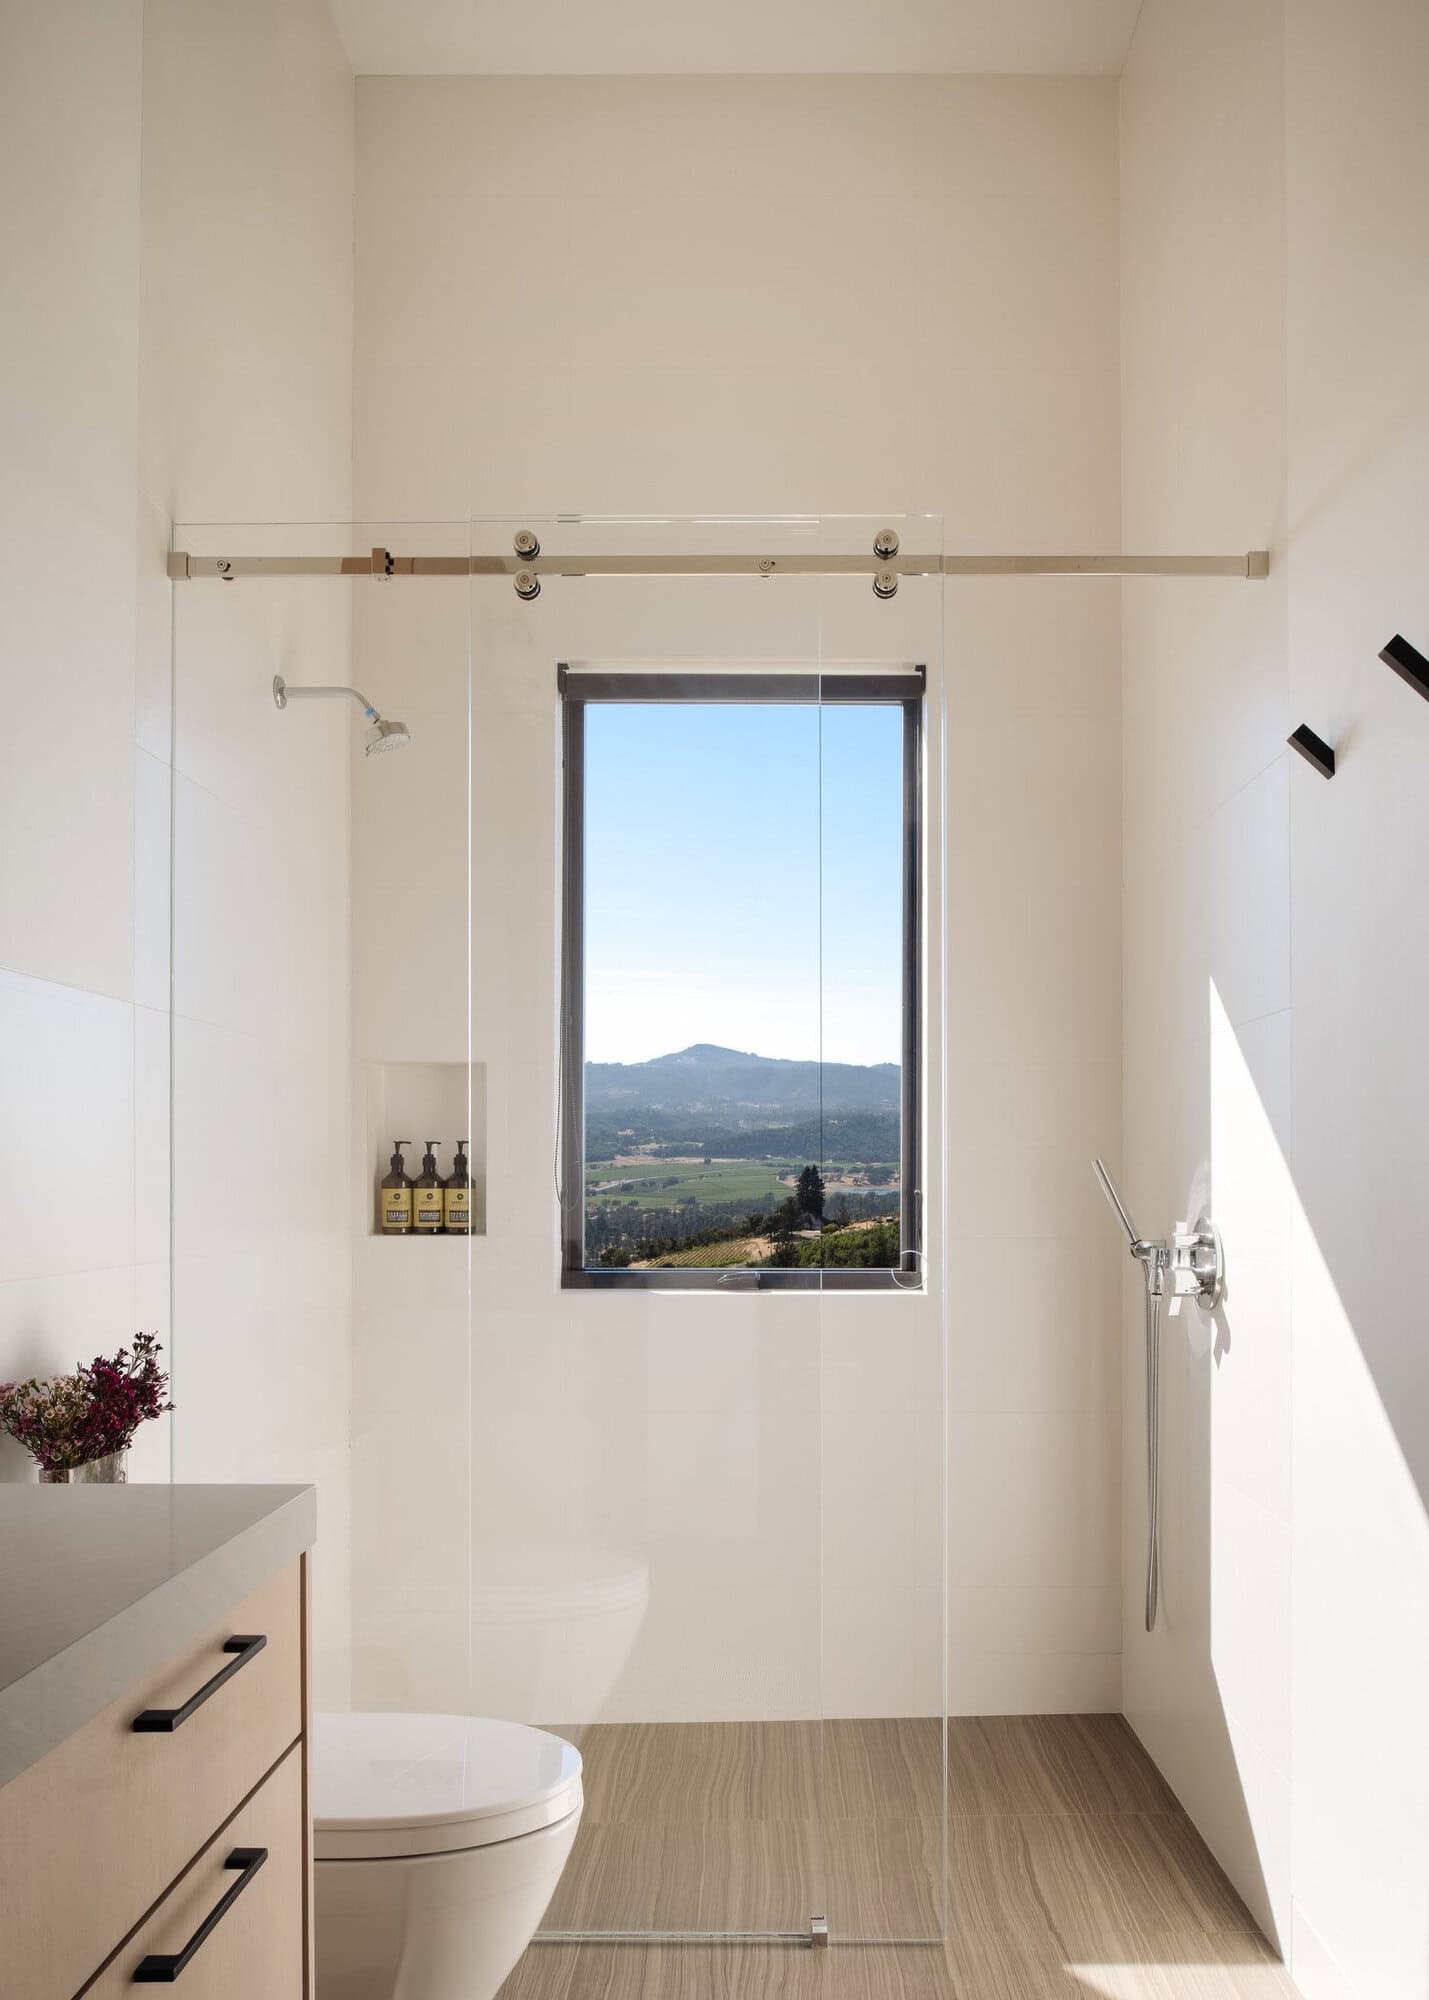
<box><xmin>272</xmin><ymin>676</ymin><xmax>379</xmax><ymax>718</ymax></box>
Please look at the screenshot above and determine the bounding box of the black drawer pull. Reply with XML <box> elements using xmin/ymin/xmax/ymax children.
<box><xmin>131</xmin><ymin>1634</ymin><xmax>267</xmax><ymax>1732</ymax></box>
<box><xmin>132</xmin><ymin>1846</ymin><xmax>268</xmax><ymax>1983</ymax></box>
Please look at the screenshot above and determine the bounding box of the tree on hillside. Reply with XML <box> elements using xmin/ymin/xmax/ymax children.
<box><xmin>795</xmin><ymin>1165</ymin><xmax>826</xmax><ymax>1221</ymax></box>
<box><xmin>768</xmin><ymin>1195</ymin><xmax>803</xmax><ymax>1239</ymax></box>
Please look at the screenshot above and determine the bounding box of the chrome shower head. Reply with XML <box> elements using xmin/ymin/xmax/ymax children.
<box><xmin>364</xmin><ymin>717</ymin><xmax>410</xmax><ymax>756</ymax></box>
<box><xmin>273</xmin><ymin>675</ymin><xmax>411</xmax><ymax>756</ymax></box>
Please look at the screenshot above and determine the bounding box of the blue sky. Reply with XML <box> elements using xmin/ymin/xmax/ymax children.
<box><xmin>584</xmin><ymin>701</ymin><xmax>903</xmax><ymax>1066</ymax></box>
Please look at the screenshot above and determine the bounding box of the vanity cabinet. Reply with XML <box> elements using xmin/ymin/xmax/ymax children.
<box><xmin>84</xmin><ymin>1745</ymin><xmax>303</xmax><ymax>2000</ymax></box>
<box><xmin>0</xmin><ymin>1511</ymin><xmax>314</xmax><ymax>2000</ymax></box>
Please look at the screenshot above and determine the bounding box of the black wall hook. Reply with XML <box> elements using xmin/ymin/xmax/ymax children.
<box><xmin>1288</xmin><ymin>724</ymin><xmax>1336</xmax><ymax>779</ymax></box>
<box><xmin>1380</xmin><ymin>633</ymin><xmax>1429</xmax><ymax>702</ymax></box>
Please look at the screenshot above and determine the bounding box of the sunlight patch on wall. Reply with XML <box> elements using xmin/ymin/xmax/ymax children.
<box><xmin>1206</xmin><ymin>977</ymin><xmax>1294</xmax><ymax>1947</ymax></box>
<box><xmin>1208</xmin><ymin>977</ymin><xmax>1429</xmax><ymax>1990</ymax></box>
<box><xmin>1291</xmin><ymin>1174</ymin><xmax>1429</xmax><ymax>1998</ymax></box>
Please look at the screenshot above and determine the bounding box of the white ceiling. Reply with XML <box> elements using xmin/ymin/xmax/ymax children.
<box><xmin>330</xmin><ymin>0</ymin><xmax>1144</xmax><ymax>78</ymax></box>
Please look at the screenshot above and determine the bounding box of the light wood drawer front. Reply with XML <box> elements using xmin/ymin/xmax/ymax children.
<box><xmin>86</xmin><ymin>1743</ymin><xmax>304</xmax><ymax>2000</ymax></box>
<box><xmin>0</xmin><ymin>1562</ymin><xmax>301</xmax><ymax>2000</ymax></box>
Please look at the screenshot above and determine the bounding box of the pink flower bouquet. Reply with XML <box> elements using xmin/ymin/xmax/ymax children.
<box><xmin>0</xmin><ymin>1334</ymin><xmax>173</xmax><ymax>1477</ymax></box>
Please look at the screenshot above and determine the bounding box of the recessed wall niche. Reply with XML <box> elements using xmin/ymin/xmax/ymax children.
<box><xmin>362</xmin><ymin>1060</ymin><xmax>487</xmax><ymax>1238</ymax></box>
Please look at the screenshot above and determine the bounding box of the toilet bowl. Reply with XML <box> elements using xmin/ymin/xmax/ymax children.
<box><xmin>313</xmin><ymin>1711</ymin><xmax>582</xmax><ymax>2000</ymax></box>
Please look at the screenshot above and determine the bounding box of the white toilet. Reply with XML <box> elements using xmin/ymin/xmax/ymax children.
<box><xmin>313</xmin><ymin>1711</ymin><xmax>582</xmax><ymax>2000</ymax></box>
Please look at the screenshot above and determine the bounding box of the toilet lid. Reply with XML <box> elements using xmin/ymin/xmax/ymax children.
<box><xmin>313</xmin><ymin>1712</ymin><xmax>583</xmax><ymax>1860</ymax></box>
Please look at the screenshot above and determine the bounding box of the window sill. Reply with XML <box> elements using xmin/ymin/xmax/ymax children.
<box><xmin>561</xmin><ymin>1267</ymin><xmax>924</xmax><ymax>1294</ymax></box>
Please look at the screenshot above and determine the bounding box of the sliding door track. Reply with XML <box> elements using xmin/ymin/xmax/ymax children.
<box><xmin>534</xmin><ymin>1917</ymin><xmax>830</xmax><ymax>1948</ymax></box>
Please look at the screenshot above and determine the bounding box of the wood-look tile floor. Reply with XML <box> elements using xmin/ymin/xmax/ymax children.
<box><xmin>496</xmin><ymin>1717</ymin><xmax>1300</xmax><ymax>1999</ymax></box>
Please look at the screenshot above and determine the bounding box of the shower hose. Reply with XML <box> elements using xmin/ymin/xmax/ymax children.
<box><xmin>1144</xmin><ymin>1287</ymin><xmax>1162</xmax><ymax>1632</ymax></box>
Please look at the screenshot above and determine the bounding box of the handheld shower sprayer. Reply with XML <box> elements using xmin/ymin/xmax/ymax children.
<box><xmin>272</xmin><ymin>675</ymin><xmax>411</xmax><ymax>756</ymax></box>
<box><xmin>1093</xmin><ymin>1157</ymin><xmax>1138</xmax><ymax>1247</ymax></box>
<box><xmin>1093</xmin><ymin>1159</ymin><xmax>1166</xmax><ymax>1296</ymax></box>
<box><xmin>1093</xmin><ymin>1160</ymin><xmax>1225</xmax><ymax>1633</ymax></box>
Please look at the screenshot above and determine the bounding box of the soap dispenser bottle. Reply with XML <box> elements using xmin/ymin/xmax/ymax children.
<box><xmin>444</xmin><ymin>1140</ymin><xmax>472</xmax><ymax>1235</ymax></box>
<box><xmin>380</xmin><ymin>1141</ymin><xmax>413</xmax><ymax>1235</ymax></box>
<box><xmin>414</xmin><ymin>1140</ymin><xmax>445</xmax><ymax>1234</ymax></box>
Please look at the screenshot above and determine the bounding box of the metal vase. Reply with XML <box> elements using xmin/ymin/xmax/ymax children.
<box><xmin>42</xmin><ymin>1450</ymin><xmax>129</xmax><ymax>1485</ymax></box>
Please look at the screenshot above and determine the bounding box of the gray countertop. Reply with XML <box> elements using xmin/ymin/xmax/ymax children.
<box><xmin>0</xmin><ymin>1483</ymin><xmax>316</xmax><ymax>1790</ymax></box>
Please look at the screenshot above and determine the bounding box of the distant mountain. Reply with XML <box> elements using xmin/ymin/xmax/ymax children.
<box><xmin>586</xmin><ymin>1044</ymin><xmax>899</xmax><ymax>1117</ymax></box>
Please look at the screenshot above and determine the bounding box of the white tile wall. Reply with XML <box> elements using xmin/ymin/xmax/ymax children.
<box><xmin>950</xmin><ymin>1583</ymin><xmax>1121</xmax><ymax>1672</ymax></box>
<box><xmin>949</xmin><ymin>1410</ymin><xmax>1119</xmax><ymax>1592</ymax></box>
<box><xmin>0</xmin><ymin>974</ymin><xmax>135</xmax><ymax>1286</ymax></box>
<box><xmin>0</xmin><ymin>2</ymin><xmax>142</xmax><ymax>1008</ymax></box>
<box><xmin>948</xmin><ymin>1649</ymin><xmax>1120</xmax><ymax>1717</ymax></box>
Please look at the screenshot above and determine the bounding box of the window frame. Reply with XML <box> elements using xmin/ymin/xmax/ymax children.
<box><xmin>558</xmin><ymin>666</ymin><xmax>924</xmax><ymax>1293</ymax></box>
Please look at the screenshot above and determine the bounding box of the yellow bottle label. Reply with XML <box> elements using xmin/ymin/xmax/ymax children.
<box><xmin>414</xmin><ymin>1187</ymin><xmax>444</xmax><ymax>1230</ymax></box>
<box><xmin>444</xmin><ymin>1185</ymin><xmax>471</xmax><ymax>1232</ymax></box>
<box><xmin>381</xmin><ymin>1187</ymin><xmax>413</xmax><ymax>1230</ymax></box>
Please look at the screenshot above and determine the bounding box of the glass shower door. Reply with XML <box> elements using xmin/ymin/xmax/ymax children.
<box><xmin>465</xmin><ymin>514</ymin><xmax>947</xmax><ymax>1951</ymax></box>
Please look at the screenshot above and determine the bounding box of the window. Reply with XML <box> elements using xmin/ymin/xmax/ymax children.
<box><xmin>559</xmin><ymin>668</ymin><xmax>923</xmax><ymax>1291</ymax></box>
